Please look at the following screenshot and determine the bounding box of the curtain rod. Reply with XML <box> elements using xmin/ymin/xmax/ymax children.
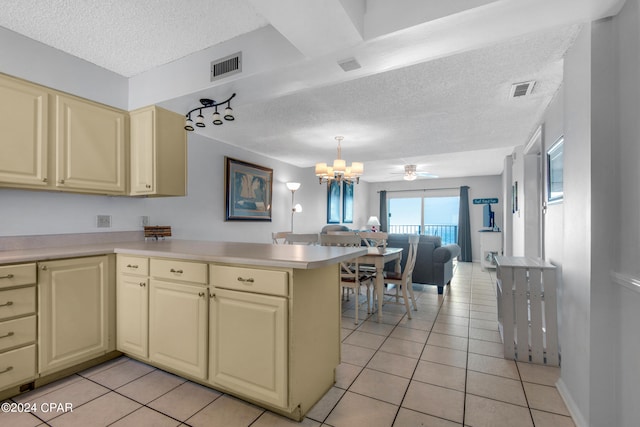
<box><xmin>377</xmin><ymin>187</ymin><xmax>465</xmax><ymax>193</ymax></box>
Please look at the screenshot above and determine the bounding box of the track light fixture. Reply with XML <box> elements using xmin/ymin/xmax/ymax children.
<box><xmin>184</xmin><ymin>93</ymin><xmax>236</xmax><ymax>131</ymax></box>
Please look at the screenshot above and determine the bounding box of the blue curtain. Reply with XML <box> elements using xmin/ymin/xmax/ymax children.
<box><xmin>379</xmin><ymin>191</ymin><xmax>388</xmax><ymax>232</ymax></box>
<box><xmin>458</xmin><ymin>186</ymin><xmax>472</xmax><ymax>261</ymax></box>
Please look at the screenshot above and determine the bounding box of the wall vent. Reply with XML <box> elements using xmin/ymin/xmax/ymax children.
<box><xmin>510</xmin><ymin>81</ymin><xmax>535</xmax><ymax>98</ymax></box>
<box><xmin>211</xmin><ymin>52</ymin><xmax>242</xmax><ymax>81</ymax></box>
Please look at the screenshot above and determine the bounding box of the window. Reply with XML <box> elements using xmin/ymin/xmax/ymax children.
<box><xmin>388</xmin><ymin>193</ymin><xmax>459</xmax><ymax>245</ymax></box>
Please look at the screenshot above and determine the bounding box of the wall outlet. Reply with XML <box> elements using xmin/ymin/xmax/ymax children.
<box><xmin>97</xmin><ymin>215</ymin><xmax>111</xmax><ymax>228</ymax></box>
<box><xmin>141</xmin><ymin>216</ymin><xmax>150</xmax><ymax>226</ymax></box>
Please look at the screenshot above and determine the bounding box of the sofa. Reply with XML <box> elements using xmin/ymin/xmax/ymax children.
<box><xmin>385</xmin><ymin>234</ymin><xmax>461</xmax><ymax>294</ymax></box>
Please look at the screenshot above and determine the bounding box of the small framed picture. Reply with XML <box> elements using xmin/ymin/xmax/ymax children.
<box><xmin>342</xmin><ymin>181</ymin><xmax>354</xmax><ymax>223</ymax></box>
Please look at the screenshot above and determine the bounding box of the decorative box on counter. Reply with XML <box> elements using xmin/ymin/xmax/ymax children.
<box><xmin>144</xmin><ymin>226</ymin><xmax>172</xmax><ymax>240</ymax></box>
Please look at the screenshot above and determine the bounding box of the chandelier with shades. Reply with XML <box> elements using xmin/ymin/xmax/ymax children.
<box><xmin>314</xmin><ymin>136</ymin><xmax>363</xmax><ymax>184</ymax></box>
<box><xmin>184</xmin><ymin>93</ymin><xmax>236</xmax><ymax>131</ymax></box>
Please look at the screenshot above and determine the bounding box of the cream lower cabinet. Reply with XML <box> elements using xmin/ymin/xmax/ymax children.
<box><xmin>38</xmin><ymin>256</ymin><xmax>114</xmax><ymax>375</ymax></box>
<box><xmin>149</xmin><ymin>279</ymin><xmax>208</xmax><ymax>379</ymax></box>
<box><xmin>116</xmin><ymin>256</ymin><xmax>149</xmax><ymax>358</ymax></box>
<box><xmin>209</xmin><ymin>287</ymin><xmax>287</xmax><ymax>408</ymax></box>
<box><xmin>209</xmin><ymin>264</ymin><xmax>340</xmax><ymax>421</ymax></box>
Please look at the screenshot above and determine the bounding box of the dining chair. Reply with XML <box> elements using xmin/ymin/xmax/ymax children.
<box><xmin>380</xmin><ymin>234</ymin><xmax>419</xmax><ymax>318</ymax></box>
<box><xmin>320</xmin><ymin>234</ymin><xmax>373</xmax><ymax>324</ymax></box>
<box><xmin>284</xmin><ymin>233</ymin><xmax>319</xmax><ymax>245</ymax></box>
<box><xmin>358</xmin><ymin>231</ymin><xmax>388</xmax><ymax>249</ymax></box>
<box><xmin>272</xmin><ymin>231</ymin><xmax>290</xmax><ymax>244</ymax></box>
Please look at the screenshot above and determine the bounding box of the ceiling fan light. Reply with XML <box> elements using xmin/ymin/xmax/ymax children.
<box><xmin>223</xmin><ymin>106</ymin><xmax>234</xmax><ymax>121</ymax></box>
<box><xmin>195</xmin><ymin>114</ymin><xmax>205</xmax><ymax>127</ymax></box>
<box><xmin>404</xmin><ymin>173</ymin><xmax>417</xmax><ymax>181</ymax></box>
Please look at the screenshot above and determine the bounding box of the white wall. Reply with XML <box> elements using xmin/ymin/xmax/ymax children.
<box><xmin>0</xmin><ymin>29</ymin><xmax>370</xmax><ymax>243</ymax></box>
<box><xmin>608</xmin><ymin>1</ymin><xmax>640</xmax><ymax>424</ymax></box>
<box><xmin>555</xmin><ymin>23</ymin><xmax>593</xmax><ymax>427</ymax></box>
<box><xmin>367</xmin><ymin>175</ymin><xmax>502</xmax><ymax>261</ymax></box>
<box><xmin>0</xmin><ymin>129</ymin><xmax>370</xmax><ymax>242</ymax></box>
<box><xmin>0</xmin><ymin>27</ymin><xmax>128</xmax><ymax>109</ymax></box>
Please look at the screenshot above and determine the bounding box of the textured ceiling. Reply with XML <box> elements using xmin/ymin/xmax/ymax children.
<box><xmin>0</xmin><ymin>0</ymin><xmax>620</xmax><ymax>182</ymax></box>
<box><xmin>0</xmin><ymin>0</ymin><xmax>267</xmax><ymax>77</ymax></box>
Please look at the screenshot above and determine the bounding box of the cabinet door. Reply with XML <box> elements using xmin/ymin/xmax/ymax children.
<box><xmin>209</xmin><ymin>288</ymin><xmax>287</xmax><ymax>408</ymax></box>
<box><xmin>129</xmin><ymin>107</ymin><xmax>155</xmax><ymax>194</ymax></box>
<box><xmin>55</xmin><ymin>95</ymin><xmax>126</xmax><ymax>194</ymax></box>
<box><xmin>149</xmin><ymin>279</ymin><xmax>207</xmax><ymax>379</ymax></box>
<box><xmin>0</xmin><ymin>75</ymin><xmax>49</xmax><ymax>187</ymax></box>
<box><xmin>129</xmin><ymin>106</ymin><xmax>186</xmax><ymax>197</ymax></box>
<box><xmin>38</xmin><ymin>256</ymin><xmax>110</xmax><ymax>375</ymax></box>
<box><xmin>116</xmin><ymin>275</ymin><xmax>148</xmax><ymax>358</ymax></box>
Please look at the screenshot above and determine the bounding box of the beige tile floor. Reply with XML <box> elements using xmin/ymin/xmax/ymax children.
<box><xmin>0</xmin><ymin>262</ymin><xmax>574</xmax><ymax>426</ymax></box>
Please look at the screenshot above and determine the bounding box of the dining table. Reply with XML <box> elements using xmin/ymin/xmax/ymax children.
<box><xmin>357</xmin><ymin>246</ymin><xmax>403</xmax><ymax>322</ymax></box>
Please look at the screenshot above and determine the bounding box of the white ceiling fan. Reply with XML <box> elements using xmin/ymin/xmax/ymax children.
<box><xmin>392</xmin><ymin>165</ymin><xmax>438</xmax><ymax>181</ymax></box>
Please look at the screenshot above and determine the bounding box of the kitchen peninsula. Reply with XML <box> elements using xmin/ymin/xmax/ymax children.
<box><xmin>0</xmin><ymin>235</ymin><xmax>366</xmax><ymax>420</ymax></box>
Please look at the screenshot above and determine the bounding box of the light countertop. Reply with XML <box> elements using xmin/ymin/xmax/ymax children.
<box><xmin>0</xmin><ymin>239</ymin><xmax>367</xmax><ymax>270</ymax></box>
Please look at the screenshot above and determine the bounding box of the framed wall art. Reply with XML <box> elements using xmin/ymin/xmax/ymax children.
<box><xmin>342</xmin><ymin>181</ymin><xmax>354</xmax><ymax>223</ymax></box>
<box><xmin>547</xmin><ymin>136</ymin><xmax>564</xmax><ymax>203</ymax></box>
<box><xmin>327</xmin><ymin>180</ymin><xmax>341</xmax><ymax>224</ymax></box>
<box><xmin>225</xmin><ymin>157</ymin><xmax>273</xmax><ymax>221</ymax></box>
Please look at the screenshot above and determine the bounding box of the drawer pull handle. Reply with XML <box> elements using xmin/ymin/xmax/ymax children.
<box><xmin>237</xmin><ymin>277</ymin><xmax>255</xmax><ymax>283</ymax></box>
<box><xmin>139</xmin><ymin>282</ymin><xmax>146</xmax><ymax>287</ymax></box>
<box><xmin>0</xmin><ymin>274</ymin><xmax>14</xmax><ymax>279</ymax></box>
<box><xmin>170</xmin><ymin>269</ymin><xmax>183</xmax><ymax>274</ymax></box>
<box><xmin>0</xmin><ymin>366</ymin><xmax>13</xmax><ymax>375</ymax></box>
<box><xmin>0</xmin><ymin>301</ymin><xmax>14</xmax><ymax>308</ymax></box>
<box><xmin>127</xmin><ymin>264</ymin><xmax>139</xmax><ymax>269</ymax></box>
<box><xmin>0</xmin><ymin>332</ymin><xmax>14</xmax><ymax>339</ymax></box>
<box><xmin>198</xmin><ymin>292</ymin><xmax>206</xmax><ymax>298</ymax></box>
<box><xmin>209</xmin><ymin>293</ymin><xmax>215</xmax><ymax>299</ymax></box>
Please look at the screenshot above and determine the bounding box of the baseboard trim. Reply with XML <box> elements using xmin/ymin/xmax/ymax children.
<box><xmin>556</xmin><ymin>378</ymin><xmax>588</xmax><ymax>427</ymax></box>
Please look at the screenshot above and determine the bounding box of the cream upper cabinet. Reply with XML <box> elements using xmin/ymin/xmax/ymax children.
<box><xmin>38</xmin><ymin>256</ymin><xmax>113</xmax><ymax>375</ymax></box>
<box><xmin>55</xmin><ymin>94</ymin><xmax>126</xmax><ymax>194</ymax></box>
<box><xmin>0</xmin><ymin>74</ymin><xmax>49</xmax><ymax>188</ymax></box>
<box><xmin>129</xmin><ymin>106</ymin><xmax>186</xmax><ymax>196</ymax></box>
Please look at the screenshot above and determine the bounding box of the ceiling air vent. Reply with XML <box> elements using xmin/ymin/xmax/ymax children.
<box><xmin>510</xmin><ymin>81</ymin><xmax>535</xmax><ymax>98</ymax></box>
<box><xmin>211</xmin><ymin>52</ymin><xmax>242</xmax><ymax>82</ymax></box>
<box><xmin>338</xmin><ymin>58</ymin><xmax>361</xmax><ymax>72</ymax></box>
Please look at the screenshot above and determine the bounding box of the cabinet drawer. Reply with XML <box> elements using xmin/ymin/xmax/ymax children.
<box><xmin>0</xmin><ymin>287</ymin><xmax>36</xmax><ymax>320</ymax></box>
<box><xmin>0</xmin><ymin>345</ymin><xmax>36</xmax><ymax>389</ymax></box>
<box><xmin>151</xmin><ymin>259</ymin><xmax>207</xmax><ymax>284</ymax></box>
<box><xmin>0</xmin><ymin>315</ymin><xmax>36</xmax><ymax>352</ymax></box>
<box><xmin>118</xmin><ymin>255</ymin><xmax>149</xmax><ymax>276</ymax></box>
<box><xmin>211</xmin><ymin>265</ymin><xmax>288</xmax><ymax>297</ymax></box>
<box><xmin>0</xmin><ymin>264</ymin><xmax>36</xmax><ymax>289</ymax></box>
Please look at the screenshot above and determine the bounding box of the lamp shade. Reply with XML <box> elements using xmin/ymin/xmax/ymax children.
<box><xmin>350</xmin><ymin>162</ymin><xmax>364</xmax><ymax>175</ymax></box>
<box><xmin>315</xmin><ymin>163</ymin><xmax>328</xmax><ymax>176</ymax></box>
<box><xmin>333</xmin><ymin>159</ymin><xmax>346</xmax><ymax>173</ymax></box>
<box><xmin>286</xmin><ymin>182</ymin><xmax>301</xmax><ymax>191</ymax></box>
<box><xmin>367</xmin><ymin>216</ymin><xmax>381</xmax><ymax>227</ymax></box>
